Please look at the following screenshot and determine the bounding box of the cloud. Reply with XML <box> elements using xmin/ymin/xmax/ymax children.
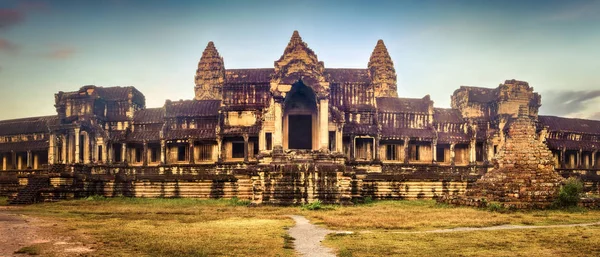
<box><xmin>540</xmin><ymin>90</ymin><xmax>600</xmax><ymax>118</ymax></box>
<box><xmin>544</xmin><ymin>1</ymin><xmax>600</xmax><ymax>21</ymax></box>
<box><xmin>0</xmin><ymin>8</ymin><xmax>24</xmax><ymax>30</ymax></box>
<box><xmin>46</xmin><ymin>47</ymin><xmax>76</xmax><ymax>59</ymax></box>
<box><xmin>589</xmin><ymin>112</ymin><xmax>600</xmax><ymax>121</ymax></box>
<box><xmin>0</xmin><ymin>38</ymin><xmax>18</xmax><ymax>53</ymax></box>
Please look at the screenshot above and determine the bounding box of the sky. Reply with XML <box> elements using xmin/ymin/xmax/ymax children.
<box><xmin>0</xmin><ymin>0</ymin><xmax>599</xmax><ymax>120</ymax></box>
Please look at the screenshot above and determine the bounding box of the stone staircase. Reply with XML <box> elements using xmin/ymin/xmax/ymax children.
<box><xmin>9</xmin><ymin>176</ymin><xmax>50</xmax><ymax>205</ymax></box>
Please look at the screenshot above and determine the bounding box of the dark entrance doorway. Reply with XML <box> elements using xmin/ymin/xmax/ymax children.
<box><xmin>288</xmin><ymin>115</ymin><xmax>312</xmax><ymax>149</ymax></box>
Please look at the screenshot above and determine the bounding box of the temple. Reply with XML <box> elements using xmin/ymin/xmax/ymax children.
<box><xmin>1</xmin><ymin>31</ymin><xmax>599</xmax><ymax>204</ymax></box>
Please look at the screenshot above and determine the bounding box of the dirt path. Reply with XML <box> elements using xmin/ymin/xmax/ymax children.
<box><xmin>0</xmin><ymin>207</ymin><xmax>94</xmax><ymax>257</ymax></box>
<box><xmin>288</xmin><ymin>215</ymin><xmax>342</xmax><ymax>257</ymax></box>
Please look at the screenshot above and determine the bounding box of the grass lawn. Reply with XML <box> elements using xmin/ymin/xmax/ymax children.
<box><xmin>0</xmin><ymin>196</ymin><xmax>7</xmax><ymax>206</ymax></box>
<box><xmin>12</xmin><ymin>198</ymin><xmax>600</xmax><ymax>256</ymax></box>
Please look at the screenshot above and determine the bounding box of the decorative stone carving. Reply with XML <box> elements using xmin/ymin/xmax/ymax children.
<box><xmin>194</xmin><ymin>41</ymin><xmax>225</xmax><ymax>100</ymax></box>
<box><xmin>273</xmin><ymin>31</ymin><xmax>328</xmax><ymax>95</ymax></box>
<box><xmin>368</xmin><ymin>40</ymin><xmax>398</xmax><ymax>97</ymax></box>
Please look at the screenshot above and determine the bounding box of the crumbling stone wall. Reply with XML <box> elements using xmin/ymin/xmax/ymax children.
<box><xmin>443</xmin><ymin>107</ymin><xmax>564</xmax><ymax>208</ymax></box>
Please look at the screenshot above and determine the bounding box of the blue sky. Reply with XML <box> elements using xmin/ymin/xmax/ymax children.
<box><xmin>1</xmin><ymin>0</ymin><xmax>599</xmax><ymax>120</ymax></box>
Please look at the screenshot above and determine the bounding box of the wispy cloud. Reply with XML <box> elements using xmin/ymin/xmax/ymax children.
<box><xmin>0</xmin><ymin>8</ymin><xmax>23</xmax><ymax>30</ymax></box>
<box><xmin>544</xmin><ymin>1</ymin><xmax>600</xmax><ymax>21</ymax></box>
<box><xmin>45</xmin><ymin>47</ymin><xmax>76</xmax><ymax>59</ymax></box>
<box><xmin>0</xmin><ymin>38</ymin><xmax>18</xmax><ymax>53</ymax></box>
<box><xmin>540</xmin><ymin>90</ymin><xmax>600</xmax><ymax>119</ymax></box>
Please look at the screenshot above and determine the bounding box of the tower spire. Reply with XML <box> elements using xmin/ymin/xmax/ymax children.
<box><xmin>195</xmin><ymin>41</ymin><xmax>225</xmax><ymax>100</ymax></box>
<box><xmin>368</xmin><ymin>39</ymin><xmax>398</xmax><ymax>97</ymax></box>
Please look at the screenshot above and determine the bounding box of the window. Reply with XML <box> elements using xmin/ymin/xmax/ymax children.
<box><xmin>98</xmin><ymin>145</ymin><xmax>103</xmax><ymax>162</ymax></box>
<box><xmin>266</xmin><ymin>133</ymin><xmax>272</xmax><ymax>150</ymax></box>
<box><xmin>151</xmin><ymin>147</ymin><xmax>159</xmax><ymax>162</ymax></box>
<box><xmin>232</xmin><ymin>142</ymin><xmax>245</xmax><ymax>159</ymax></box>
<box><xmin>177</xmin><ymin>146</ymin><xmax>187</xmax><ymax>161</ymax></box>
<box><xmin>135</xmin><ymin>148</ymin><xmax>142</xmax><ymax>163</ymax></box>
<box><xmin>476</xmin><ymin>142</ymin><xmax>484</xmax><ymax>162</ymax></box>
<box><xmin>114</xmin><ymin>144</ymin><xmax>122</xmax><ymax>162</ymax></box>
<box><xmin>329</xmin><ymin>131</ymin><xmax>336</xmax><ymax>151</ymax></box>
<box><xmin>198</xmin><ymin>144</ymin><xmax>212</xmax><ymax>161</ymax></box>
<box><xmin>436</xmin><ymin>147</ymin><xmax>445</xmax><ymax>162</ymax></box>
<box><xmin>410</xmin><ymin>145</ymin><xmax>420</xmax><ymax>161</ymax></box>
<box><xmin>386</xmin><ymin>145</ymin><xmax>397</xmax><ymax>160</ymax></box>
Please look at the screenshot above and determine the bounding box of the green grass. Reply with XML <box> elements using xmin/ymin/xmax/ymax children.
<box><xmin>12</xmin><ymin>198</ymin><xmax>600</xmax><ymax>256</ymax></box>
<box><xmin>0</xmin><ymin>196</ymin><xmax>8</xmax><ymax>206</ymax></box>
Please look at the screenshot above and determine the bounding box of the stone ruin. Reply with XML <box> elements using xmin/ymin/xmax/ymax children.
<box><xmin>442</xmin><ymin>106</ymin><xmax>564</xmax><ymax>209</ymax></box>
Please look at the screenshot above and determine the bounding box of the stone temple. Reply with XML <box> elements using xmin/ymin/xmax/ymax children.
<box><xmin>1</xmin><ymin>31</ymin><xmax>599</xmax><ymax>205</ymax></box>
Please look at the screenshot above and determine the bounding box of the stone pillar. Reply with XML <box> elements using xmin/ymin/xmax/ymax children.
<box><xmin>273</xmin><ymin>97</ymin><xmax>284</xmax><ymax>151</ymax></box>
<box><xmin>561</xmin><ymin>147</ymin><xmax>566</xmax><ymax>169</ymax></box>
<box><xmin>349</xmin><ymin>135</ymin><xmax>356</xmax><ymax>161</ymax></box>
<box><xmin>486</xmin><ymin>140</ymin><xmax>494</xmax><ymax>163</ymax></box>
<box><xmin>48</xmin><ymin>134</ymin><xmax>55</xmax><ymax>164</ymax></box>
<box><xmin>216</xmin><ymin>136</ymin><xmax>223</xmax><ymax>163</ymax></box>
<box><xmin>121</xmin><ymin>143</ymin><xmax>127</xmax><ymax>164</ymax></box>
<box><xmin>403</xmin><ymin>137</ymin><xmax>410</xmax><ymax>164</ymax></box>
<box><xmin>26</xmin><ymin>150</ymin><xmax>32</xmax><ymax>169</ymax></box>
<box><xmin>17</xmin><ymin>154</ymin><xmax>22</xmax><ymax>170</ymax></box>
<box><xmin>243</xmin><ymin>134</ymin><xmax>249</xmax><ymax>163</ymax></box>
<box><xmin>259</xmin><ymin>129</ymin><xmax>266</xmax><ymax>151</ymax></box>
<box><xmin>319</xmin><ymin>98</ymin><xmax>329</xmax><ymax>151</ymax></box>
<box><xmin>469</xmin><ymin>139</ymin><xmax>476</xmax><ymax>164</ymax></box>
<box><xmin>1</xmin><ymin>154</ymin><xmax>5</xmax><ymax>170</ymax></box>
<box><xmin>107</xmin><ymin>143</ymin><xmax>113</xmax><ymax>164</ymax></box>
<box><xmin>103</xmin><ymin>143</ymin><xmax>108</xmax><ymax>164</ymax></box>
<box><xmin>431</xmin><ymin>139</ymin><xmax>437</xmax><ymax>164</ymax></box>
<box><xmin>62</xmin><ymin>135</ymin><xmax>67</xmax><ymax>164</ymax></box>
<box><xmin>577</xmin><ymin>149</ymin><xmax>583</xmax><ymax>169</ymax></box>
<box><xmin>373</xmin><ymin>136</ymin><xmax>380</xmax><ymax>162</ymax></box>
<box><xmin>74</xmin><ymin>127</ymin><xmax>80</xmax><ymax>163</ymax></box>
<box><xmin>160</xmin><ymin>140</ymin><xmax>166</xmax><ymax>164</ymax></box>
<box><xmin>33</xmin><ymin>153</ymin><xmax>39</xmax><ymax>169</ymax></box>
<box><xmin>143</xmin><ymin>141</ymin><xmax>148</xmax><ymax>166</ymax></box>
<box><xmin>335</xmin><ymin>126</ymin><xmax>343</xmax><ymax>153</ymax></box>
<box><xmin>592</xmin><ymin>151</ymin><xmax>597</xmax><ymax>169</ymax></box>
<box><xmin>450</xmin><ymin>143</ymin><xmax>456</xmax><ymax>166</ymax></box>
<box><xmin>188</xmin><ymin>139</ymin><xmax>195</xmax><ymax>164</ymax></box>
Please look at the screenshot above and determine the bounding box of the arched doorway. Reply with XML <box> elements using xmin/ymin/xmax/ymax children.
<box><xmin>283</xmin><ymin>81</ymin><xmax>318</xmax><ymax>150</ymax></box>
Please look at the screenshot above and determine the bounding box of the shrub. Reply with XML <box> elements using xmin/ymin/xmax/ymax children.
<box><xmin>302</xmin><ymin>200</ymin><xmax>323</xmax><ymax>210</ymax></box>
<box><xmin>85</xmin><ymin>195</ymin><xmax>107</xmax><ymax>201</ymax></box>
<box><xmin>227</xmin><ymin>197</ymin><xmax>251</xmax><ymax>206</ymax></box>
<box><xmin>487</xmin><ymin>202</ymin><xmax>507</xmax><ymax>213</ymax></box>
<box><xmin>14</xmin><ymin>246</ymin><xmax>41</xmax><ymax>255</ymax></box>
<box><xmin>554</xmin><ymin>177</ymin><xmax>583</xmax><ymax>208</ymax></box>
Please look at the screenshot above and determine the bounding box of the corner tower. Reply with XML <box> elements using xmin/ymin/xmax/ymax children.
<box><xmin>368</xmin><ymin>40</ymin><xmax>398</xmax><ymax>97</ymax></box>
<box><xmin>194</xmin><ymin>41</ymin><xmax>225</xmax><ymax>100</ymax></box>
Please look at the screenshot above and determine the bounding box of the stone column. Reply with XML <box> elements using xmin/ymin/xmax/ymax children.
<box><xmin>349</xmin><ymin>135</ymin><xmax>356</xmax><ymax>161</ymax></box>
<box><xmin>33</xmin><ymin>153</ymin><xmax>39</xmax><ymax>169</ymax></box>
<box><xmin>592</xmin><ymin>150</ymin><xmax>597</xmax><ymax>169</ymax></box>
<box><xmin>216</xmin><ymin>136</ymin><xmax>223</xmax><ymax>163</ymax></box>
<box><xmin>561</xmin><ymin>147</ymin><xmax>566</xmax><ymax>169</ymax></box>
<box><xmin>450</xmin><ymin>143</ymin><xmax>456</xmax><ymax>166</ymax></box>
<box><xmin>103</xmin><ymin>143</ymin><xmax>108</xmax><ymax>164</ymax></box>
<box><xmin>1</xmin><ymin>154</ymin><xmax>5</xmax><ymax>170</ymax></box>
<box><xmin>273</xmin><ymin>97</ymin><xmax>284</xmax><ymax>151</ymax></box>
<box><xmin>259</xmin><ymin>129</ymin><xmax>266</xmax><ymax>152</ymax></box>
<box><xmin>121</xmin><ymin>143</ymin><xmax>127</xmax><ymax>164</ymax></box>
<box><xmin>403</xmin><ymin>137</ymin><xmax>410</xmax><ymax>164</ymax></box>
<box><xmin>431</xmin><ymin>139</ymin><xmax>437</xmax><ymax>164</ymax></box>
<box><xmin>107</xmin><ymin>143</ymin><xmax>113</xmax><ymax>164</ymax></box>
<box><xmin>74</xmin><ymin>127</ymin><xmax>80</xmax><ymax>163</ymax></box>
<box><xmin>373</xmin><ymin>136</ymin><xmax>380</xmax><ymax>162</ymax></box>
<box><xmin>318</xmin><ymin>98</ymin><xmax>329</xmax><ymax>151</ymax></box>
<box><xmin>17</xmin><ymin>154</ymin><xmax>22</xmax><ymax>170</ymax></box>
<box><xmin>577</xmin><ymin>149</ymin><xmax>583</xmax><ymax>169</ymax></box>
<box><xmin>335</xmin><ymin>126</ymin><xmax>343</xmax><ymax>153</ymax></box>
<box><xmin>160</xmin><ymin>140</ymin><xmax>166</xmax><ymax>165</ymax></box>
<box><xmin>469</xmin><ymin>139</ymin><xmax>476</xmax><ymax>164</ymax></box>
<box><xmin>486</xmin><ymin>140</ymin><xmax>494</xmax><ymax>163</ymax></box>
<box><xmin>243</xmin><ymin>134</ymin><xmax>249</xmax><ymax>163</ymax></box>
<box><xmin>188</xmin><ymin>139</ymin><xmax>195</xmax><ymax>164</ymax></box>
<box><xmin>62</xmin><ymin>135</ymin><xmax>67</xmax><ymax>164</ymax></box>
<box><xmin>26</xmin><ymin>150</ymin><xmax>32</xmax><ymax>169</ymax></box>
<box><xmin>143</xmin><ymin>141</ymin><xmax>148</xmax><ymax>166</ymax></box>
<box><xmin>48</xmin><ymin>134</ymin><xmax>55</xmax><ymax>164</ymax></box>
